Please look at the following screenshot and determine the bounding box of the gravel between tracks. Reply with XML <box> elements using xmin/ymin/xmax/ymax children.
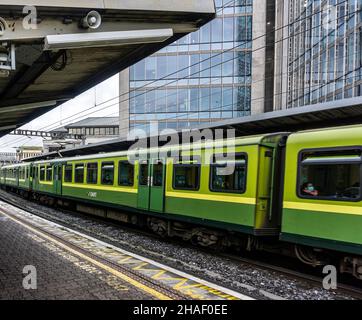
<box><xmin>0</xmin><ymin>189</ymin><xmax>357</xmax><ymax>300</ymax></box>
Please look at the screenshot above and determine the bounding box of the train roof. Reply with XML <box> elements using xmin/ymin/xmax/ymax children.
<box><xmin>4</xmin><ymin>132</ymin><xmax>286</xmax><ymax>166</ymax></box>
<box><xmin>287</xmin><ymin>124</ymin><xmax>362</xmax><ymax>148</ymax></box>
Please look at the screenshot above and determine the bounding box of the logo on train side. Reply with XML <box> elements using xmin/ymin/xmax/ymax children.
<box><xmin>87</xmin><ymin>192</ymin><xmax>97</xmax><ymax>198</ymax></box>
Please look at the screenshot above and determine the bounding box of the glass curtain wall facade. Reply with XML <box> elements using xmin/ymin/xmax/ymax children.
<box><xmin>129</xmin><ymin>0</ymin><xmax>253</xmax><ymax>133</ymax></box>
<box><xmin>287</xmin><ymin>0</ymin><xmax>362</xmax><ymax>108</ymax></box>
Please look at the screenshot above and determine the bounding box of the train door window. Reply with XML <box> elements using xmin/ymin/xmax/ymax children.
<box><xmin>87</xmin><ymin>163</ymin><xmax>98</xmax><ymax>184</ymax></box>
<box><xmin>64</xmin><ymin>164</ymin><xmax>73</xmax><ymax>183</ymax></box>
<box><xmin>299</xmin><ymin>149</ymin><xmax>362</xmax><ymax>201</ymax></box>
<box><xmin>46</xmin><ymin>166</ymin><xmax>53</xmax><ymax>181</ymax></box>
<box><xmin>139</xmin><ymin>162</ymin><xmax>149</xmax><ymax>186</ymax></box>
<box><xmin>75</xmin><ymin>164</ymin><xmax>85</xmax><ymax>183</ymax></box>
<box><xmin>101</xmin><ymin>162</ymin><xmax>114</xmax><ymax>185</ymax></box>
<box><xmin>173</xmin><ymin>162</ymin><xmax>200</xmax><ymax>190</ymax></box>
<box><xmin>118</xmin><ymin>161</ymin><xmax>134</xmax><ymax>186</ymax></box>
<box><xmin>210</xmin><ymin>154</ymin><xmax>247</xmax><ymax>193</ymax></box>
<box><xmin>40</xmin><ymin>166</ymin><xmax>45</xmax><ymax>181</ymax></box>
<box><xmin>34</xmin><ymin>166</ymin><xmax>38</xmax><ymax>179</ymax></box>
<box><xmin>153</xmin><ymin>161</ymin><xmax>163</xmax><ymax>187</ymax></box>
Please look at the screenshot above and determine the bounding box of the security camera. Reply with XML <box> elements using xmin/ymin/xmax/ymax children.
<box><xmin>81</xmin><ymin>11</ymin><xmax>102</xmax><ymax>29</ymax></box>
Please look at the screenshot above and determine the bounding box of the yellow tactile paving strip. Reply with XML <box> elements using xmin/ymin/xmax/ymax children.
<box><xmin>0</xmin><ymin>201</ymin><xmax>254</xmax><ymax>300</ymax></box>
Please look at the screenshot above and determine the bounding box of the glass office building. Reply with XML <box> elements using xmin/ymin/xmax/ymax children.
<box><xmin>127</xmin><ymin>0</ymin><xmax>254</xmax><ymax>133</ymax></box>
<box><xmin>282</xmin><ymin>0</ymin><xmax>362</xmax><ymax>108</ymax></box>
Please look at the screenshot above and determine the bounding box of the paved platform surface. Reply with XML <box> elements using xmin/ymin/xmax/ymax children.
<box><xmin>0</xmin><ymin>212</ymin><xmax>153</xmax><ymax>300</ymax></box>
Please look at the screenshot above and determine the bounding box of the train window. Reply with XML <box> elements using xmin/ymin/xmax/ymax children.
<box><xmin>40</xmin><ymin>166</ymin><xmax>45</xmax><ymax>181</ymax></box>
<box><xmin>153</xmin><ymin>161</ymin><xmax>163</xmax><ymax>187</ymax></box>
<box><xmin>101</xmin><ymin>162</ymin><xmax>114</xmax><ymax>185</ymax></box>
<box><xmin>118</xmin><ymin>161</ymin><xmax>134</xmax><ymax>186</ymax></box>
<box><xmin>298</xmin><ymin>149</ymin><xmax>362</xmax><ymax>201</ymax></box>
<box><xmin>173</xmin><ymin>164</ymin><xmax>200</xmax><ymax>190</ymax></box>
<box><xmin>46</xmin><ymin>166</ymin><xmax>53</xmax><ymax>181</ymax></box>
<box><xmin>139</xmin><ymin>162</ymin><xmax>149</xmax><ymax>186</ymax></box>
<box><xmin>87</xmin><ymin>163</ymin><xmax>98</xmax><ymax>184</ymax></box>
<box><xmin>210</xmin><ymin>154</ymin><xmax>247</xmax><ymax>193</ymax></box>
<box><xmin>75</xmin><ymin>164</ymin><xmax>85</xmax><ymax>183</ymax></box>
<box><xmin>64</xmin><ymin>164</ymin><xmax>73</xmax><ymax>183</ymax></box>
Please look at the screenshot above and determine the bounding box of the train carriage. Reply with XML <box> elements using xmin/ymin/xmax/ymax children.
<box><xmin>3</xmin><ymin>164</ymin><xmax>19</xmax><ymax>188</ymax></box>
<box><xmin>0</xmin><ymin>163</ymin><xmax>32</xmax><ymax>194</ymax></box>
<box><xmin>1</xmin><ymin>125</ymin><xmax>362</xmax><ymax>279</ymax></box>
<box><xmin>281</xmin><ymin>125</ymin><xmax>362</xmax><ymax>275</ymax></box>
<box><xmin>31</xmin><ymin>133</ymin><xmax>285</xmax><ymax>239</ymax></box>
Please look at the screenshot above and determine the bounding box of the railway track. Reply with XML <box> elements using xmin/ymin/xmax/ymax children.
<box><xmin>0</xmin><ymin>189</ymin><xmax>361</xmax><ymax>300</ymax></box>
<box><xmin>0</xmin><ymin>194</ymin><xmax>253</xmax><ymax>301</ymax></box>
<box><xmin>218</xmin><ymin>252</ymin><xmax>362</xmax><ymax>299</ymax></box>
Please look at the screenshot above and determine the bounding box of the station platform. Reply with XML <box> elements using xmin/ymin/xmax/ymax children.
<box><xmin>0</xmin><ymin>210</ymin><xmax>153</xmax><ymax>300</ymax></box>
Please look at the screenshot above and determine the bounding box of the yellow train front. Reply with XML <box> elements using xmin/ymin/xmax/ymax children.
<box><xmin>0</xmin><ymin>125</ymin><xmax>361</xmax><ymax>279</ymax></box>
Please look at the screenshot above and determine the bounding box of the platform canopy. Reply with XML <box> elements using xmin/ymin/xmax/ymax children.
<box><xmin>0</xmin><ymin>0</ymin><xmax>215</xmax><ymax>136</ymax></box>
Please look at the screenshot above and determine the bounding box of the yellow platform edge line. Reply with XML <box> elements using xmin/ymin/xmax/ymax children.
<box><xmin>0</xmin><ymin>210</ymin><xmax>172</xmax><ymax>300</ymax></box>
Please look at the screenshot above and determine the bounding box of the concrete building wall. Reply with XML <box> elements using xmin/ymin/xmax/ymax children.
<box><xmin>250</xmin><ymin>0</ymin><xmax>267</xmax><ymax>115</ymax></box>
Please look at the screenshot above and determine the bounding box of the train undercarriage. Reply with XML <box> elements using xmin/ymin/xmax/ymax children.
<box><xmin>2</xmin><ymin>184</ymin><xmax>362</xmax><ymax>281</ymax></box>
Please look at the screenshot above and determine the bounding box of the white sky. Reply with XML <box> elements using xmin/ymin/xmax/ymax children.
<box><xmin>0</xmin><ymin>73</ymin><xmax>120</xmax><ymax>153</ymax></box>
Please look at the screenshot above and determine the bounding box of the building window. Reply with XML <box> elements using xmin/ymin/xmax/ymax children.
<box><xmin>101</xmin><ymin>162</ymin><xmax>114</xmax><ymax>185</ymax></box>
<box><xmin>94</xmin><ymin>128</ymin><xmax>100</xmax><ymax>135</ymax></box>
<box><xmin>46</xmin><ymin>166</ymin><xmax>52</xmax><ymax>181</ymax></box>
<box><xmin>118</xmin><ymin>161</ymin><xmax>134</xmax><ymax>186</ymax></box>
<box><xmin>86</xmin><ymin>163</ymin><xmax>98</xmax><ymax>184</ymax></box>
<box><xmin>298</xmin><ymin>149</ymin><xmax>362</xmax><ymax>201</ymax></box>
<box><xmin>173</xmin><ymin>164</ymin><xmax>200</xmax><ymax>190</ymax></box>
<box><xmin>64</xmin><ymin>164</ymin><xmax>73</xmax><ymax>182</ymax></box>
<box><xmin>74</xmin><ymin>164</ymin><xmax>85</xmax><ymax>183</ymax></box>
<box><xmin>40</xmin><ymin>166</ymin><xmax>45</xmax><ymax>181</ymax></box>
<box><xmin>210</xmin><ymin>154</ymin><xmax>247</xmax><ymax>193</ymax></box>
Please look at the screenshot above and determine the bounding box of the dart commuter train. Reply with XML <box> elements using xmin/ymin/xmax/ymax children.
<box><xmin>1</xmin><ymin>125</ymin><xmax>362</xmax><ymax>279</ymax></box>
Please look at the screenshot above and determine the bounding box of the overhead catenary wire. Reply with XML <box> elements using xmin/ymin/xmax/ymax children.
<box><xmin>25</xmin><ymin>0</ymin><xmax>352</xmax><ymax>133</ymax></box>
<box><xmin>31</xmin><ymin>3</ymin><xmax>357</xmax><ymax>132</ymax></box>
<box><xmin>0</xmin><ymin>0</ymin><xmax>358</xmax><ymax>148</ymax></box>
<box><xmin>17</xmin><ymin>0</ymin><xmax>353</xmax><ymax>135</ymax></box>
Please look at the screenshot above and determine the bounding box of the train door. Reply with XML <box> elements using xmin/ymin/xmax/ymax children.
<box><xmin>32</xmin><ymin>165</ymin><xmax>39</xmax><ymax>191</ymax></box>
<box><xmin>53</xmin><ymin>163</ymin><xmax>62</xmax><ymax>195</ymax></box>
<box><xmin>28</xmin><ymin>165</ymin><xmax>32</xmax><ymax>190</ymax></box>
<box><xmin>16</xmin><ymin>167</ymin><xmax>19</xmax><ymax>187</ymax></box>
<box><xmin>137</xmin><ymin>159</ymin><xmax>166</xmax><ymax>212</ymax></box>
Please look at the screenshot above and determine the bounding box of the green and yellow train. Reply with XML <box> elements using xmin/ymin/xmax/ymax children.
<box><xmin>1</xmin><ymin>125</ymin><xmax>362</xmax><ymax>279</ymax></box>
